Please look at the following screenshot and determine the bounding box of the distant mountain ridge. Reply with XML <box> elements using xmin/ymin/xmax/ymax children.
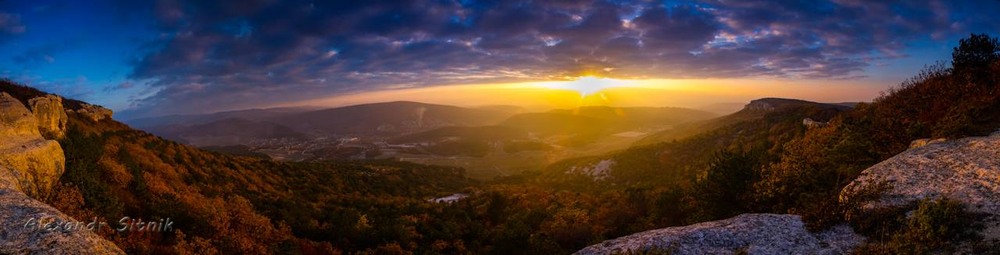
<box><xmin>127</xmin><ymin>106</ymin><xmax>321</xmax><ymax>128</ymax></box>
<box><xmin>635</xmin><ymin>98</ymin><xmax>851</xmax><ymax>146</ymax></box>
<box><xmin>273</xmin><ymin>101</ymin><xmax>513</xmax><ymax>135</ymax></box>
<box><xmin>132</xmin><ymin>101</ymin><xmax>717</xmax><ymax>151</ymax></box>
<box><xmin>132</xmin><ymin>101</ymin><xmax>519</xmax><ymax>147</ymax></box>
<box><xmin>391</xmin><ymin>106</ymin><xmax>715</xmax><ymax>146</ymax></box>
<box><xmin>151</xmin><ymin>118</ymin><xmax>309</xmax><ymax>146</ymax></box>
<box><xmin>501</xmin><ymin>106</ymin><xmax>716</xmax><ymax>136</ymax></box>
<box><xmin>742</xmin><ymin>98</ymin><xmax>849</xmax><ymax>112</ymax></box>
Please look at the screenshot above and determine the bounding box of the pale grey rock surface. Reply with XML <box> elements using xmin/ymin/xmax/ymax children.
<box><xmin>841</xmin><ymin>133</ymin><xmax>1000</xmax><ymax>242</ymax></box>
<box><xmin>0</xmin><ymin>186</ymin><xmax>125</xmax><ymax>255</ymax></box>
<box><xmin>574</xmin><ymin>214</ymin><xmax>863</xmax><ymax>255</ymax></box>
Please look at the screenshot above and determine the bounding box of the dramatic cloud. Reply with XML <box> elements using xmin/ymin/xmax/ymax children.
<box><xmin>82</xmin><ymin>0</ymin><xmax>1000</xmax><ymax>116</ymax></box>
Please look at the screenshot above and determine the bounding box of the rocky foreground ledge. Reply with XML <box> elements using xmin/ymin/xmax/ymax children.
<box><xmin>0</xmin><ymin>92</ymin><xmax>123</xmax><ymax>254</ymax></box>
<box><xmin>579</xmin><ymin>131</ymin><xmax>1000</xmax><ymax>254</ymax></box>
<box><xmin>841</xmin><ymin>131</ymin><xmax>1000</xmax><ymax>242</ymax></box>
<box><xmin>0</xmin><ymin>187</ymin><xmax>124</xmax><ymax>254</ymax></box>
<box><xmin>575</xmin><ymin>214</ymin><xmax>864</xmax><ymax>255</ymax></box>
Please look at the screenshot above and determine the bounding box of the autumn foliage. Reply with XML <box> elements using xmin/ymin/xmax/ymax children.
<box><xmin>3</xmin><ymin>33</ymin><xmax>998</xmax><ymax>254</ymax></box>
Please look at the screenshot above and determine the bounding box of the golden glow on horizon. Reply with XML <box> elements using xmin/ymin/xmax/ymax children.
<box><xmin>533</xmin><ymin>76</ymin><xmax>641</xmax><ymax>97</ymax></box>
<box><xmin>271</xmin><ymin>78</ymin><xmax>886</xmax><ymax>111</ymax></box>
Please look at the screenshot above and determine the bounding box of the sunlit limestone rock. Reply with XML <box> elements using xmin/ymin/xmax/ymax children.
<box><xmin>28</xmin><ymin>95</ymin><xmax>68</xmax><ymax>139</ymax></box>
<box><xmin>841</xmin><ymin>133</ymin><xmax>1000</xmax><ymax>242</ymax></box>
<box><xmin>574</xmin><ymin>214</ymin><xmax>864</xmax><ymax>255</ymax></box>
<box><xmin>0</xmin><ymin>93</ymin><xmax>41</xmax><ymax>146</ymax></box>
<box><xmin>73</xmin><ymin>103</ymin><xmax>113</xmax><ymax>122</ymax></box>
<box><xmin>0</xmin><ymin>92</ymin><xmax>65</xmax><ymax>198</ymax></box>
<box><xmin>907</xmin><ymin>137</ymin><xmax>947</xmax><ymax>149</ymax></box>
<box><xmin>0</xmin><ymin>139</ymin><xmax>65</xmax><ymax>199</ymax></box>
<box><xmin>0</xmin><ymin>92</ymin><xmax>124</xmax><ymax>254</ymax></box>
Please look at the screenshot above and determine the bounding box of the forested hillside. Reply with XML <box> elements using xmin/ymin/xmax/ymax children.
<box><xmin>1</xmin><ymin>33</ymin><xmax>997</xmax><ymax>254</ymax></box>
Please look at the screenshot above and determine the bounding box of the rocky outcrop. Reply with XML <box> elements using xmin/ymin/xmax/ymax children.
<box><xmin>840</xmin><ymin>133</ymin><xmax>1000</xmax><ymax>242</ymax></box>
<box><xmin>567</xmin><ymin>159</ymin><xmax>614</xmax><ymax>181</ymax></box>
<box><xmin>0</xmin><ymin>186</ymin><xmax>125</xmax><ymax>254</ymax></box>
<box><xmin>575</xmin><ymin>214</ymin><xmax>864</xmax><ymax>255</ymax></box>
<box><xmin>73</xmin><ymin>103</ymin><xmax>113</xmax><ymax>122</ymax></box>
<box><xmin>744</xmin><ymin>99</ymin><xmax>777</xmax><ymax>111</ymax></box>
<box><xmin>742</xmin><ymin>98</ymin><xmax>852</xmax><ymax>113</ymax></box>
<box><xmin>28</xmin><ymin>95</ymin><xmax>68</xmax><ymax>139</ymax></box>
<box><xmin>0</xmin><ymin>92</ymin><xmax>64</xmax><ymax>198</ymax></box>
<box><xmin>0</xmin><ymin>92</ymin><xmax>124</xmax><ymax>254</ymax></box>
<box><xmin>802</xmin><ymin>118</ymin><xmax>828</xmax><ymax>128</ymax></box>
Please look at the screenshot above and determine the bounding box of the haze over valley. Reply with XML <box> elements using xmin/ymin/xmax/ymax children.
<box><xmin>130</xmin><ymin>101</ymin><xmax>726</xmax><ymax>179</ymax></box>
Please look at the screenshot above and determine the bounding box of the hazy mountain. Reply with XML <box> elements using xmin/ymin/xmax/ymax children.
<box><xmin>473</xmin><ymin>105</ymin><xmax>526</xmax><ymax>115</ymax></box>
<box><xmin>542</xmin><ymin>96</ymin><xmax>856</xmax><ymax>196</ymax></box>
<box><xmin>500</xmin><ymin>106</ymin><xmax>716</xmax><ymax>136</ymax></box>
<box><xmin>380</xmin><ymin>106</ymin><xmax>716</xmax><ymax>176</ymax></box>
<box><xmin>390</xmin><ymin>126</ymin><xmax>530</xmax><ymax>144</ymax></box>
<box><xmin>271</xmin><ymin>101</ymin><xmax>516</xmax><ymax>135</ymax></box>
<box><xmin>390</xmin><ymin>106</ymin><xmax>716</xmax><ymax>149</ymax></box>
<box><xmin>134</xmin><ymin>101</ymin><xmax>519</xmax><ymax>146</ymax></box>
<box><xmin>499</xmin><ymin>112</ymin><xmax>608</xmax><ymax>135</ymax></box>
<box><xmin>552</xmin><ymin>106</ymin><xmax>715</xmax><ymax>126</ymax></box>
<box><xmin>127</xmin><ymin>106</ymin><xmax>321</xmax><ymax>128</ymax></box>
<box><xmin>635</xmin><ymin>98</ymin><xmax>851</xmax><ymax>146</ymax></box>
<box><xmin>149</xmin><ymin>118</ymin><xmax>308</xmax><ymax>146</ymax></box>
<box><xmin>696</xmin><ymin>102</ymin><xmax>747</xmax><ymax>115</ymax></box>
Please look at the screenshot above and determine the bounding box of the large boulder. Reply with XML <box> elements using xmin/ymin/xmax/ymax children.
<box><xmin>73</xmin><ymin>103</ymin><xmax>113</xmax><ymax>122</ymax></box>
<box><xmin>0</xmin><ymin>186</ymin><xmax>124</xmax><ymax>254</ymax></box>
<box><xmin>575</xmin><ymin>214</ymin><xmax>864</xmax><ymax>255</ymax></box>
<box><xmin>0</xmin><ymin>138</ymin><xmax>65</xmax><ymax>199</ymax></box>
<box><xmin>0</xmin><ymin>92</ymin><xmax>123</xmax><ymax>253</ymax></box>
<box><xmin>0</xmin><ymin>92</ymin><xmax>41</xmax><ymax>146</ymax></box>
<box><xmin>28</xmin><ymin>95</ymin><xmax>68</xmax><ymax>139</ymax></box>
<box><xmin>0</xmin><ymin>93</ymin><xmax>64</xmax><ymax>198</ymax></box>
<box><xmin>840</xmin><ymin>133</ymin><xmax>1000</xmax><ymax>241</ymax></box>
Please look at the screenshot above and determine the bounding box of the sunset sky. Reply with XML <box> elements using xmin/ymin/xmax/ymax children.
<box><xmin>1</xmin><ymin>0</ymin><xmax>998</xmax><ymax>119</ymax></box>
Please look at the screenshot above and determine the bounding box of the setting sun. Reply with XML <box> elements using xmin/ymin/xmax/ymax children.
<box><xmin>535</xmin><ymin>76</ymin><xmax>639</xmax><ymax>97</ymax></box>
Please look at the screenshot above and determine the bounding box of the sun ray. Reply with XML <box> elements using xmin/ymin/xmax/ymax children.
<box><xmin>534</xmin><ymin>76</ymin><xmax>637</xmax><ymax>97</ymax></box>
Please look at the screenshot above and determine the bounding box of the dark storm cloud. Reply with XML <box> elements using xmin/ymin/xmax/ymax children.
<box><xmin>121</xmin><ymin>0</ymin><xmax>1000</xmax><ymax>117</ymax></box>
